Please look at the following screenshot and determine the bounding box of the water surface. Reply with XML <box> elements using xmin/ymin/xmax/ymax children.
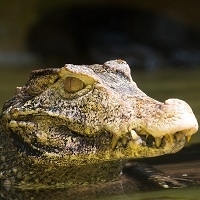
<box><xmin>99</xmin><ymin>186</ymin><xmax>200</xmax><ymax>200</ymax></box>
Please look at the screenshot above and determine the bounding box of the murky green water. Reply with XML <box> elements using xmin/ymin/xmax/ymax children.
<box><xmin>0</xmin><ymin>67</ymin><xmax>200</xmax><ymax>199</ymax></box>
<box><xmin>99</xmin><ymin>186</ymin><xmax>200</xmax><ymax>200</ymax></box>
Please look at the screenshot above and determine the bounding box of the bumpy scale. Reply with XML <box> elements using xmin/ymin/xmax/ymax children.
<box><xmin>0</xmin><ymin>60</ymin><xmax>198</xmax><ymax>189</ymax></box>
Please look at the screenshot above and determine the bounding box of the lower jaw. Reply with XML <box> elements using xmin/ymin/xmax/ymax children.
<box><xmin>24</xmin><ymin>132</ymin><xmax>186</xmax><ymax>166</ymax></box>
<box><xmin>7</xmin><ymin>119</ymin><xmax>186</xmax><ymax>163</ymax></box>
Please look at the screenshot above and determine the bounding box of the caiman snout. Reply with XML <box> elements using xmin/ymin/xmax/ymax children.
<box><xmin>134</xmin><ymin>98</ymin><xmax>198</xmax><ymax>148</ymax></box>
<box><xmin>164</xmin><ymin>98</ymin><xmax>198</xmax><ymax>138</ymax></box>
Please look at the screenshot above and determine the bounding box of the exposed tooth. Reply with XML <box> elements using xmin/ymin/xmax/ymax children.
<box><xmin>186</xmin><ymin>135</ymin><xmax>192</xmax><ymax>142</ymax></box>
<box><xmin>131</xmin><ymin>130</ymin><xmax>139</xmax><ymax>140</ymax></box>
<box><xmin>122</xmin><ymin>136</ymin><xmax>128</xmax><ymax>145</ymax></box>
<box><xmin>166</xmin><ymin>134</ymin><xmax>174</xmax><ymax>144</ymax></box>
<box><xmin>111</xmin><ymin>134</ymin><xmax>120</xmax><ymax>149</ymax></box>
<box><xmin>155</xmin><ymin>137</ymin><xmax>162</xmax><ymax>147</ymax></box>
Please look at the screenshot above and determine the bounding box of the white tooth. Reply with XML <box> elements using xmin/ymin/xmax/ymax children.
<box><xmin>111</xmin><ymin>134</ymin><xmax>120</xmax><ymax>149</ymax></box>
<box><xmin>168</xmin><ymin>134</ymin><xmax>174</xmax><ymax>144</ymax></box>
<box><xmin>162</xmin><ymin>184</ymin><xmax>169</xmax><ymax>189</ymax></box>
<box><xmin>155</xmin><ymin>137</ymin><xmax>162</xmax><ymax>147</ymax></box>
<box><xmin>122</xmin><ymin>136</ymin><xmax>128</xmax><ymax>145</ymax></box>
<box><xmin>186</xmin><ymin>135</ymin><xmax>192</xmax><ymax>142</ymax></box>
<box><xmin>165</xmin><ymin>134</ymin><xmax>175</xmax><ymax>145</ymax></box>
<box><xmin>131</xmin><ymin>130</ymin><xmax>139</xmax><ymax>140</ymax></box>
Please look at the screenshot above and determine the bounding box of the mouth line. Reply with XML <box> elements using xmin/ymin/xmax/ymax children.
<box><xmin>12</xmin><ymin>130</ymin><xmax>183</xmax><ymax>159</ymax></box>
<box><xmin>8</xmin><ymin>113</ymin><xmax>188</xmax><ymax>156</ymax></box>
<box><xmin>11</xmin><ymin>126</ymin><xmax>185</xmax><ymax>158</ymax></box>
<box><xmin>111</xmin><ymin>130</ymin><xmax>188</xmax><ymax>150</ymax></box>
<box><xmin>11</xmin><ymin>132</ymin><xmax>44</xmax><ymax>157</ymax></box>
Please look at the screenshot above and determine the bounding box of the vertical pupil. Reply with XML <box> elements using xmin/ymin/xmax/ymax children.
<box><xmin>64</xmin><ymin>77</ymin><xmax>84</xmax><ymax>93</ymax></box>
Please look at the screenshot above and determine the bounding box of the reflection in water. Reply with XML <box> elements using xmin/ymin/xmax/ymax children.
<box><xmin>1</xmin><ymin>185</ymin><xmax>200</xmax><ymax>200</ymax></box>
<box><xmin>100</xmin><ymin>187</ymin><xmax>200</xmax><ymax>200</ymax></box>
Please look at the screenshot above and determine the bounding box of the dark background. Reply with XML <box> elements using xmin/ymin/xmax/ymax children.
<box><xmin>1</xmin><ymin>0</ymin><xmax>200</xmax><ymax>70</ymax></box>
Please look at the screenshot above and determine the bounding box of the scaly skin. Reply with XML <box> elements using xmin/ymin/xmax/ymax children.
<box><xmin>0</xmin><ymin>60</ymin><xmax>198</xmax><ymax>189</ymax></box>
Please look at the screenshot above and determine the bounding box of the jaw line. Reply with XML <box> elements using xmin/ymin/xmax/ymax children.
<box><xmin>7</xmin><ymin>115</ymin><xmax>187</xmax><ymax>163</ymax></box>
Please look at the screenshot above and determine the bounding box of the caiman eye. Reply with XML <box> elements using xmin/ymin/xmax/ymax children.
<box><xmin>64</xmin><ymin>77</ymin><xmax>85</xmax><ymax>93</ymax></box>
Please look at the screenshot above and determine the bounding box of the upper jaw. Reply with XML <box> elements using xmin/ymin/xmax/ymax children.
<box><xmin>2</xmin><ymin>97</ymin><xmax>198</xmax><ymax>158</ymax></box>
<box><xmin>110</xmin><ymin>128</ymin><xmax>194</xmax><ymax>151</ymax></box>
<box><xmin>143</xmin><ymin>98</ymin><xmax>198</xmax><ymax>139</ymax></box>
<box><xmin>111</xmin><ymin>98</ymin><xmax>198</xmax><ymax>149</ymax></box>
<box><xmin>5</xmin><ymin>118</ymin><xmax>188</xmax><ymax>162</ymax></box>
<box><xmin>2</xmin><ymin>112</ymin><xmax>193</xmax><ymax>161</ymax></box>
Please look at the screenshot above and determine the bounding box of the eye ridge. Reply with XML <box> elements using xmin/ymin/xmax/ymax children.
<box><xmin>64</xmin><ymin>77</ymin><xmax>85</xmax><ymax>93</ymax></box>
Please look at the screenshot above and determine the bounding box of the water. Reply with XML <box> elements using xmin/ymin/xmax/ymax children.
<box><xmin>99</xmin><ymin>187</ymin><xmax>200</xmax><ymax>200</ymax></box>
<box><xmin>0</xmin><ymin>67</ymin><xmax>200</xmax><ymax>199</ymax></box>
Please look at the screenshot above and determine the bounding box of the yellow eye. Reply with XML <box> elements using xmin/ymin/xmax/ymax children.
<box><xmin>64</xmin><ymin>77</ymin><xmax>85</xmax><ymax>93</ymax></box>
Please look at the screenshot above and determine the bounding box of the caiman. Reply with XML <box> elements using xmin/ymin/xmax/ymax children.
<box><xmin>0</xmin><ymin>60</ymin><xmax>198</xmax><ymax>199</ymax></box>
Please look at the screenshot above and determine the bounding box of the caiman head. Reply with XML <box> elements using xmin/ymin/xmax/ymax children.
<box><xmin>1</xmin><ymin>60</ymin><xmax>198</xmax><ymax>165</ymax></box>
